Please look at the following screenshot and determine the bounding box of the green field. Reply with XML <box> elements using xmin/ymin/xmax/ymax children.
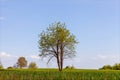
<box><xmin>0</xmin><ymin>69</ymin><xmax>120</xmax><ymax>80</ymax></box>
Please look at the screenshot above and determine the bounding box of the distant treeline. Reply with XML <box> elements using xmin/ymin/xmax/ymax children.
<box><xmin>99</xmin><ymin>63</ymin><xmax>120</xmax><ymax>70</ymax></box>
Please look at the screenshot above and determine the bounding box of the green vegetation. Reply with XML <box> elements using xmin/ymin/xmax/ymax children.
<box><xmin>99</xmin><ymin>63</ymin><xmax>120</xmax><ymax>70</ymax></box>
<box><xmin>0</xmin><ymin>61</ymin><xmax>3</xmax><ymax>69</ymax></box>
<box><xmin>65</xmin><ymin>65</ymin><xmax>75</xmax><ymax>69</ymax></box>
<box><xmin>0</xmin><ymin>69</ymin><xmax>120</xmax><ymax>80</ymax></box>
<box><xmin>28</xmin><ymin>62</ymin><xmax>37</xmax><ymax>69</ymax></box>
<box><xmin>0</xmin><ymin>22</ymin><xmax>119</xmax><ymax>80</ymax></box>
<box><xmin>38</xmin><ymin>22</ymin><xmax>78</xmax><ymax>71</ymax></box>
<box><xmin>0</xmin><ymin>65</ymin><xmax>3</xmax><ymax>69</ymax></box>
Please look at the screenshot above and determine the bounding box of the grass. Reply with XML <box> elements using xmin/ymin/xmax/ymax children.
<box><xmin>0</xmin><ymin>69</ymin><xmax>120</xmax><ymax>80</ymax></box>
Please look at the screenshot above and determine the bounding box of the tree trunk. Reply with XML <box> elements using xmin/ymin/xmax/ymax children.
<box><xmin>56</xmin><ymin>40</ymin><xmax>62</xmax><ymax>71</ymax></box>
<box><xmin>57</xmin><ymin>55</ymin><xmax>61</xmax><ymax>71</ymax></box>
<box><xmin>56</xmin><ymin>40</ymin><xmax>63</xmax><ymax>71</ymax></box>
<box><xmin>61</xmin><ymin>55</ymin><xmax>63</xmax><ymax>71</ymax></box>
<box><xmin>60</xmin><ymin>43</ymin><xmax>63</xmax><ymax>71</ymax></box>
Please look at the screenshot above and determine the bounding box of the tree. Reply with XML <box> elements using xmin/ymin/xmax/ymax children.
<box><xmin>7</xmin><ymin>66</ymin><xmax>13</xmax><ymax>69</ymax></box>
<box><xmin>65</xmin><ymin>65</ymin><xmax>75</xmax><ymax>70</ymax></box>
<box><xmin>38</xmin><ymin>22</ymin><xmax>78</xmax><ymax>71</ymax></box>
<box><xmin>28</xmin><ymin>62</ymin><xmax>37</xmax><ymax>69</ymax></box>
<box><xmin>99</xmin><ymin>65</ymin><xmax>112</xmax><ymax>70</ymax></box>
<box><xmin>113</xmin><ymin>63</ymin><xmax>120</xmax><ymax>70</ymax></box>
<box><xmin>99</xmin><ymin>63</ymin><xmax>120</xmax><ymax>70</ymax></box>
<box><xmin>17</xmin><ymin>57</ymin><xmax>27</xmax><ymax>68</ymax></box>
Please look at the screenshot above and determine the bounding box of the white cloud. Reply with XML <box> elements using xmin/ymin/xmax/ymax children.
<box><xmin>0</xmin><ymin>52</ymin><xmax>18</xmax><ymax>68</ymax></box>
<box><xmin>0</xmin><ymin>52</ymin><xmax>119</xmax><ymax>69</ymax></box>
<box><xmin>0</xmin><ymin>52</ymin><xmax>17</xmax><ymax>58</ymax></box>
<box><xmin>0</xmin><ymin>52</ymin><xmax>11</xmax><ymax>58</ymax></box>
<box><xmin>90</xmin><ymin>54</ymin><xmax>120</xmax><ymax>68</ymax></box>
<box><xmin>63</xmin><ymin>54</ymin><xmax>120</xmax><ymax>69</ymax></box>
<box><xmin>30</xmin><ymin>55</ymin><xmax>40</xmax><ymax>59</ymax></box>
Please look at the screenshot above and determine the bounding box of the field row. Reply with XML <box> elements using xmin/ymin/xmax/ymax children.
<box><xmin>0</xmin><ymin>69</ymin><xmax>120</xmax><ymax>80</ymax></box>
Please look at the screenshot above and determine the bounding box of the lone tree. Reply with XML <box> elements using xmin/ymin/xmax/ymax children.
<box><xmin>17</xmin><ymin>57</ymin><xmax>27</xmax><ymax>68</ymax></box>
<box><xmin>38</xmin><ymin>22</ymin><xmax>78</xmax><ymax>71</ymax></box>
<box><xmin>28</xmin><ymin>62</ymin><xmax>37</xmax><ymax>69</ymax></box>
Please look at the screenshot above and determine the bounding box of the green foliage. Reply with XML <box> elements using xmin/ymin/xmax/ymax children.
<box><xmin>71</xmin><ymin>66</ymin><xmax>75</xmax><ymax>69</ymax></box>
<box><xmin>7</xmin><ymin>66</ymin><xmax>13</xmax><ymax>69</ymax></box>
<box><xmin>65</xmin><ymin>66</ymin><xmax>71</xmax><ymax>69</ymax></box>
<box><xmin>99</xmin><ymin>65</ymin><xmax>112</xmax><ymax>70</ymax></box>
<box><xmin>0</xmin><ymin>65</ymin><xmax>3</xmax><ymax>69</ymax></box>
<box><xmin>38</xmin><ymin>22</ymin><xmax>78</xmax><ymax>71</ymax></box>
<box><xmin>65</xmin><ymin>65</ymin><xmax>75</xmax><ymax>69</ymax></box>
<box><xmin>39</xmin><ymin>22</ymin><xmax>77</xmax><ymax>58</ymax></box>
<box><xmin>99</xmin><ymin>63</ymin><xmax>120</xmax><ymax>70</ymax></box>
<box><xmin>0</xmin><ymin>69</ymin><xmax>120</xmax><ymax>80</ymax></box>
<box><xmin>113</xmin><ymin>63</ymin><xmax>120</xmax><ymax>70</ymax></box>
<box><xmin>28</xmin><ymin>62</ymin><xmax>37</xmax><ymax>69</ymax></box>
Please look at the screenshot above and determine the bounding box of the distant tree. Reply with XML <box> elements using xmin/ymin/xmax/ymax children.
<box><xmin>71</xmin><ymin>65</ymin><xmax>75</xmax><ymax>69</ymax></box>
<box><xmin>65</xmin><ymin>66</ymin><xmax>71</xmax><ymax>69</ymax></box>
<box><xmin>65</xmin><ymin>65</ymin><xmax>75</xmax><ymax>69</ymax></box>
<box><xmin>7</xmin><ymin>66</ymin><xmax>13</xmax><ymax>69</ymax></box>
<box><xmin>28</xmin><ymin>62</ymin><xmax>37</xmax><ymax>69</ymax></box>
<box><xmin>38</xmin><ymin>22</ymin><xmax>78</xmax><ymax>71</ymax></box>
<box><xmin>99</xmin><ymin>65</ymin><xmax>112</xmax><ymax>70</ymax></box>
<box><xmin>17</xmin><ymin>57</ymin><xmax>27</xmax><ymax>68</ymax></box>
<box><xmin>99</xmin><ymin>63</ymin><xmax>120</xmax><ymax>70</ymax></box>
<box><xmin>13</xmin><ymin>63</ymin><xmax>19</xmax><ymax>68</ymax></box>
<box><xmin>113</xmin><ymin>63</ymin><xmax>120</xmax><ymax>70</ymax></box>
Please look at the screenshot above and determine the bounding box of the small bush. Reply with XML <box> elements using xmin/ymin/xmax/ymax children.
<box><xmin>7</xmin><ymin>66</ymin><xmax>13</xmax><ymax>69</ymax></box>
<box><xmin>99</xmin><ymin>63</ymin><xmax>120</xmax><ymax>70</ymax></box>
<box><xmin>65</xmin><ymin>66</ymin><xmax>75</xmax><ymax>69</ymax></box>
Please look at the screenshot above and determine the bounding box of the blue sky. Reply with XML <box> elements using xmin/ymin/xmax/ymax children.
<box><xmin>0</xmin><ymin>0</ymin><xmax>120</xmax><ymax>69</ymax></box>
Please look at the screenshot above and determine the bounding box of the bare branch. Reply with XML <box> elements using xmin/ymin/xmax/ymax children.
<box><xmin>47</xmin><ymin>56</ymin><xmax>54</xmax><ymax>65</ymax></box>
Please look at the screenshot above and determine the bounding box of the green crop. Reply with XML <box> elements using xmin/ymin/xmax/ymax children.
<box><xmin>0</xmin><ymin>69</ymin><xmax>120</xmax><ymax>80</ymax></box>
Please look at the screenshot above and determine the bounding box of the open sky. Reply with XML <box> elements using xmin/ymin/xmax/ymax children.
<box><xmin>0</xmin><ymin>0</ymin><xmax>120</xmax><ymax>69</ymax></box>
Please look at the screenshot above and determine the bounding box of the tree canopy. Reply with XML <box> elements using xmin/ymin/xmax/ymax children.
<box><xmin>17</xmin><ymin>57</ymin><xmax>27</xmax><ymax>68</ymax></box>
<box><xmin>38</xmin><ymin>22</ymin><xmax>78</xmax><ymax>71</ymax></box>
<box><xmin>28</xmin><ymin>62</ymin><xmax>37</xmax><ymax>69</ymax></box>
